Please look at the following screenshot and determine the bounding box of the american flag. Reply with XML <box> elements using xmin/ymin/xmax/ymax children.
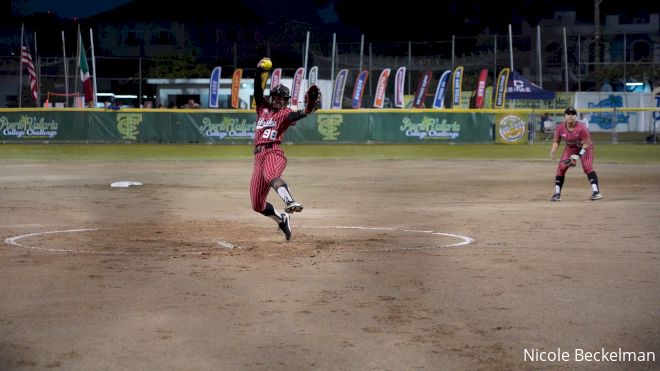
<box><xmin>21</xmin><ymin>42</ymin><xmax>38</xmax><ymax>101</ymax></box>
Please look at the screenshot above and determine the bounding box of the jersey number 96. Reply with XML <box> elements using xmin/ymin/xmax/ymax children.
<box><xmin>262</xmin><ymin>129</ymin><xmax>278</xmax><ymax>140</ymax></box>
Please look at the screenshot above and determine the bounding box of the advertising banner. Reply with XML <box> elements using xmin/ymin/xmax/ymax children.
<box><xmin>331</xmin><ymin>69</ymin><xmax>348</xmax><ymax>109</ymax></box>
<box><xmin>291</xmin><ymin>67</ymin><xmax>305</xmax><ymax>106</ymax></box>
<box><xmin>270</xmin><ymin>68</ymin><xmax>282</xmax><ymax>90</ymax></box>
<box><xmin>452</xmin><ymin>66</ymin><xmax>464</xmax><ymax>108</ymax></box>
<box><xmin>394</xmin><ymin>67</ymin><xmax>406</xmax><ymax>108</ymax></box>
<box><xmin>351</xmin><ymin>70</ymin><xmax>369</xmax><ymax>109</ymax></box>
<box><xmin>494</xmin><ymin>68</ymin><xmax>510</xmax><ymax>109</ymax></box>
<box><xmin>432</xmin><ymin>70</ymin><xmax>452</xmax><ymax>108</ymax></box>
<box><xmin>373</xmin><ymin>68</ymin><xmax>391</xmax><ymax>108</ymax></box>
<box><xmin>412</xmin><ymin>71</ymin><xmax>432</xmax><ymax>108</ymax></box>
<box><xmin>208</xmin><ymin>67</ymin><xmax>222</xmax><ymax>108</ymax></box>
<box><xmin>231</xmin><ymin>69</ymin><xmax>242</xmax><ymax>109</ymax></box>
<box><xmin>474</xmin><ymin>68</ymin><xmax>488</xmax><ymax>108</ymax></box>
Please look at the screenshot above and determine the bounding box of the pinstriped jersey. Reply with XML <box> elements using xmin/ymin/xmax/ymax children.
<box><xmin>553</xmin><ymin>121</ymin><xmax>591</xmax><ymax>149</ymax></box>
<box><xmin>254</xmin><ymin>105</ymin><xmax>296</xmax><ymax>146</ymax></box>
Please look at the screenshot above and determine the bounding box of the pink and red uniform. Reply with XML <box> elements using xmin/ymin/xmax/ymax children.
<box><xmin>553</xmin><ymin>120</ymin><xmax>594</xmax><ymax>175</ymax></box>
<box><xmin>249</xmin><ymin>106</ymin><xmax>297</xmax><ymax>212</ymax></box>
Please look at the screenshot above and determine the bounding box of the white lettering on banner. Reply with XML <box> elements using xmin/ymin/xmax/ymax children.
<box><xmin>399</xmin><ymin>117</ymin><xmax>461</xmax><ymax>139</ymax></box>
<box><xmin>200</xmin><ymin>117</ymin><xmax>254</xmax><ymax>139</ymax></box>
<box><xmin>0</xmin><ymin>116</ymin><xmax>59</xmax><ymax>139</ymax></box>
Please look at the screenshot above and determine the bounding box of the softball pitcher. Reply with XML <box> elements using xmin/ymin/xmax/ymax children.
<box><xmin>548</xmin><ymin>107</ymin><xmax>602</xmax><ymax>202</ymax></box>
<box><xmin>250</xmin><ymin>58</ymin><xmax>321</xmax><ymax>240</ymax></box>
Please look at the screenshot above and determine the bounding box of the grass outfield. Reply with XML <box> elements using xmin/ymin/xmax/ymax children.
<box><xmin>0</xmin><ymin>143</ymin><xmax>659</xmax><ymax>164</ymax></box>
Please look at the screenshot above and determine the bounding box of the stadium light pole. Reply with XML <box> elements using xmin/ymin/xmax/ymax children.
<box><xmin>594</xmin><ymin>0</ymin><xmax>604</xmax><ymax>72</ymax></box>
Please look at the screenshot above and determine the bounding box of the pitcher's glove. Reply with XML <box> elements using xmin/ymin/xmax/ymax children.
<box><xmin>304</xmin><ymin>85</ymin><xmax>321</xmax><ymax>114</ymax></box>
<box><xmin>562</xmin><ymin>154</ymin><xmax>579</xmax><ymax>167</ymax></box>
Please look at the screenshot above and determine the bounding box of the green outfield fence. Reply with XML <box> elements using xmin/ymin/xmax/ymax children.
<box><xmin>0</xmin><ymin>108</ymin><xmax>658</xmax><ymax>145</ymax></box>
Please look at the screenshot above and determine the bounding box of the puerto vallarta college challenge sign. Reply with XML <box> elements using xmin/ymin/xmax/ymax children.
<box><xmin>0</xmin><ymin>114</ymin><xmax>59</xmax><ymax>139</ymax></box>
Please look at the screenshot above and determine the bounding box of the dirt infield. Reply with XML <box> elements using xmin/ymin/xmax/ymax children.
<box><xmin>1</xmin><ymin>159</ymin><xmax>659</xmax><ymax>370</ymax></box>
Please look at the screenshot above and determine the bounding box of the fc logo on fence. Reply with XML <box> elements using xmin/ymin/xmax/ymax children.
<box><xmin>117</xmin><ymin>114</ymin><xmax>143</xmax><ymax>140</ymax></box>
<box><xmin>317</xmin><ymin>114</ymin><xmax>342</xmax><ymax>141</ymax></box>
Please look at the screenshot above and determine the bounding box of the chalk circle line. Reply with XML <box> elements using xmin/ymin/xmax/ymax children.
<box><xmin>4</xmin><ymin>226</ymin><xmax>475</xmax><ymax>254</ymax></box>
<box><xmin>4</xmin><ymin>228</ymin><xmax>203</xmax><ymax>255</ymax></box>
<box><xmin>300</xmin><ymin>225</ymin><xmax>475</xmax><ymax>250</ymax></box>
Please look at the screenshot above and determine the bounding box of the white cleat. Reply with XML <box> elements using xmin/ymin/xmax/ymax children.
<box><xmin>591</xmin><ymin>192</ymin><xmax>603</xmax><ymax>201</ymax></box>
<box><xmin>285</xmin><ymin>201</ymin><xmax>304</xmax><ymax>213</ymax></box>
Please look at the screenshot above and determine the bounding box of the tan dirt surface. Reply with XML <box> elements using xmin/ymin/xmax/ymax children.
<box><xmin>1</xmin><ymin>159</ymin><xmax>659</xmax><ymax>370</ymax></box>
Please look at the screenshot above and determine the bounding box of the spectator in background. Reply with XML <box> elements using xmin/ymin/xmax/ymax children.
<box><xmin>167</xmin><ymin>101</ymin><xmax>177</xmax><ymax>109</ymax></box>
<box><xmin>600</xmin><ymin>80</ymin><xmax>613</xmax><ymax>92</ymax></box>
<box><xmin>181</xmin><ymin>99</ymin><xmax>201</xmax><ymax>109</ymax></box>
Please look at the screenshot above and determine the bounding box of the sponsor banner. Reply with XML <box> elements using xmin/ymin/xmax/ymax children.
<box><xmin>412</xmin><ymin>71</ymin><xmax>433</xmax><ymax>108</ymax></box>
<box><xmin>288</xmin><ymin>112</ymin><xmax>492</xmax><ymax>143</ymax></box>
<box><xmin>432</xmin><ymin>70</ymin><xmax>452</xmax><ymax>108</ymax></box>
<box><xmin>270</xmin><ymin>68</ymin><xmax>282</xmax><ymax>91</ymax></box>
<box><xmin>309</xmin><ymin>66</ymin><xmax>318</xmax><ymax>86</ymax></box>
<box><xmin>231</xmin><ymin>69</ymin><xmax>242</xmax><ymax>109</ymax></box>
<box><xmin>331</xmin><ymin>69</ymin><xmax>349</xmax><ymax>109</ymax></box>
<box><xmin>452</xmin><ymin>66</ymin><xmax>464</xmax><ymax>108</ymax></box>
<box><xmin>494</xmin><ymin>68</ymin><xmax>510</xmax><ymax>108</ymax></box>
<box><xmin>495</xmin><ymin>113</ymin><xmax>528</xmax><ymax>144</ymax></box>
<box><xmin>208</xmin><ymin>66</ymin><xmax>222</xmax><ymax>108</ymax></box>
<box><xmin>373</xmin><ymin>68</ymin><xmax>391</xmax><ymax>108</ymax></box>
<box><xmin>474</xmin><ymin>68</ymin><xmax>488</xmax><ymax>108</ymax></box>
<box><xmin>0</xmin><ymin>110</ymin><xmax>498</xmax><ymax>144</ymax></box>
<box><xmin>351</xmin><ymin>71</ymin><xmax>369</xmax><ymax>109</ymax></box>
<box><xmin>291</xmin><ymin>67</ymin><xmax>305</xmax><ymax>106</ymax></box>
<box><xmin>394</xmin><ymin>67</ymin><xmax>406</xmax><ymax>108</ymax></box>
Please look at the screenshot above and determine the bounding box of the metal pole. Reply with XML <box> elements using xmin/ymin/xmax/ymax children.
<box><xmin>611</xmin><ymin>107</ymin><xmax>618</xmax><ymax>143</ymax></box>
<box><xmin>19</xmin><ymin>24</ymin><xmax>24</xmax><ymax>108</ymax></box>
<box><xmin>563</xmin><ymin>27</ymin><xmax>569</xmax><ymax>92</ymax></box>
<box><xmin>62</xmin><ymin>30</ymin><xmax>69</xmax><ymax>107</ymax></box>
<box><xmin>407</xmin><ymin>41</ymin><xmax>411</xmax><ymax>95</ymax></box>
<box><xmin>303</xmin><ymin>31</ymin><xmax>310</xmax><ymax>94</ymax></box>
<box><xmin>537</xmin><ymin>25</ymin><xmax>543</xmax><ymax>88</ymax></box>
<box><xmin>76</xmin><ymin>25</ymin><xmax>80</xmax><ymax>96</ymax></box>
<box><xmin>493</xmin><ymin>35</ymin><xmax>497</xmax><ymax>91</ymax></box>
<box><xmin>90</xmin><ymin>28</ymin><xmax>98</xmax><ymax>106</ymax></box>
<box><xmin>369</xmin><ymin>42</ymin><xmax>373</xmax><ymax>97</ymax></box>
<box><xmin>303</xmin><ymin>31</ymin><xmax>310</xmax><ymax>76</ymax></box>
<box><xmin>452</xmin><ymin>35</ymin><xmax>455</xmax><ymax>69</ymax></box>
<box><xmin>359</xmin><ymin>34</ymin><xmax>364</xmax><ymax>71</ymax></box>
<box><xmin>577</xmin><ymin>33</ymin><xmax>581</xmax><ymax>91</ymax></box>
<box><xmin>34</xmin><ymin>31</ymin><xmax>40</xmax><ymax>107</ymax></box>
<box><xmin>623</xmin><ymin>32</ymin><xmax>627</xmax><ymax>88</ymax></box>
<box><xmin>330</xmin><ymin>33</ymin><xmax>336</xmax><ymax>83</ymax></box>
<box><xmin>139</xmin><ymin>57</ymin><xmax>142</xmax><ymax>107</ymax></box>
<box><xmin>508</xmin><ymin>24</ymin><xmax>514</xmax><ymax>72</ymax></box>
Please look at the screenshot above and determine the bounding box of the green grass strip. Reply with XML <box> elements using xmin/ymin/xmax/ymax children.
<box><xmin>1</xmin><ymin>143</ymin><xmax>658</xmax><ymax>164</ymax></box>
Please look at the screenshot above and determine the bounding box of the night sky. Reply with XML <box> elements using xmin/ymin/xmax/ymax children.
<box><xmin>11</xmin><ymin>0</ymin><xmax>132</xmax><ymax>18</ymax></box>
<box><xmin>10</xmin><ymin>0</ymin><xmax>657</xmax><ymax>41</ymax></box>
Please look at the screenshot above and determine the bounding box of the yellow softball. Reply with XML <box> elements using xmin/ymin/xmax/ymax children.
<box><xmin>260</xmin><ymin>58</ymin><xmax>272</xmax><ymax>70</ymax></box>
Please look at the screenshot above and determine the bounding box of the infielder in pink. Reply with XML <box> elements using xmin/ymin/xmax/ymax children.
<box><xmin>548</xmin><ymin>106</ymin><xmax>602</xmax><ymax>201</ymax></box>
<box><xmin>250</xmin><ymin>58</ymin><xmax>314</xmax><ymax>240</ymax></box>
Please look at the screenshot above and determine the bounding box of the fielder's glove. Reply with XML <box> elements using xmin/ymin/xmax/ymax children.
<box><xmin>562</xmin><ymin>154</ymin><xmax>579</xmax><ymax>167</ymax></box>
<box><xmin>304</xmin><ymin>85</ymin><xmax>321</xmax><ymax>114</ymax></box>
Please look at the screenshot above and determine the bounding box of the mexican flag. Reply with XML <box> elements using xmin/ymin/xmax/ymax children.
<box><xmin>79</xmin><ymin>33</ymin><xmax>94</xmax><ymax>103</ymax></box>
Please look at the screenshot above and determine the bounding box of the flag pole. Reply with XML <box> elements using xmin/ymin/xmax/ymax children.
<box><xmin>62</xmin><ymin>30</ymin><xmax>69</xmax><ymax>107</ymax></box>
<box><xmin>19</xmin><ymin>24</ymin><xmax>24</xmax><ymax>108</ymax></box>
<box><xmin>76</xmin><ymin>25</ymin><xmax>81</xmax><ymax>95</ymax></box>
<box><xmin>34</xmin><ymin>31</ymin><xmax>40</xmax><ymax>107</ymax></box>
<box><xmin>90</xmin><ymin>28</ymin><xmax>98</xmax><ymax>106</ymax></box>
